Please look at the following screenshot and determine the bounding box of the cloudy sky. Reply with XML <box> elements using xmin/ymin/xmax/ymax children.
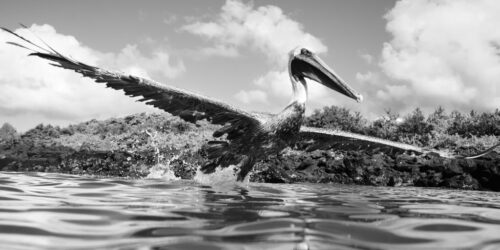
<box><xmin>1</xmin><ymin>0</ymin><xmax>499</xmax><ymax>131</ymax></box>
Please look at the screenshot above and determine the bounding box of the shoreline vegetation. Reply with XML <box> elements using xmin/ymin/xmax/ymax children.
<box><xmin>1</xmin><ymin>106</ymin><xmax>499</xmax><ymax>190</ymax></box>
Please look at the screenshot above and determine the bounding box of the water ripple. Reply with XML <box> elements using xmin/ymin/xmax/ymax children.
<box><xmin>1</xmin><ymin>172</ymin><xmax>500</xmax><ymax>249</ymax></box>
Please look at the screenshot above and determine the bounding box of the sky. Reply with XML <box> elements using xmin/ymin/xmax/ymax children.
<box><xmin>0</xmin><ymin>0</ymin><xmax>499</xmax><ymax>131</ymax></box>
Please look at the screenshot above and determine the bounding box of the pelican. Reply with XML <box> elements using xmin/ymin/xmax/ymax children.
<box><xmin>3</xmin><ymin>27</ymin><xmax>499</xmax><ymax>181</ymax></box>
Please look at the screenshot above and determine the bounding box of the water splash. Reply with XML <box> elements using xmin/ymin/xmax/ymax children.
<box><xmin>193</xmin><ymin>165</ymin><xmax>249</xmax><ymax>190</ymax></box>
<box><xmin>146</xmin><ymin>154</ymin><xmax>181</xmax><ymax>181</ymax></box>
<box><xmin>144</xmin><ymin>129</ymin><xmax>163</xmax><ymax>165</ymax></box>
<box><xmin>144</xmin><ymin>128</ymin><xmax>182</xmax><ymax>181</ymax></box>
<box><xmin>146</xmin><ymin>163</ymin><xmax>180</xmax><ymax>180</ymax></box>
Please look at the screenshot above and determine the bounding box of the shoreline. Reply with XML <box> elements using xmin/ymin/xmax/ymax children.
<box><xmin>1</xmin><ymin>112</ymin><xmax>499</xmax><ymax>191</ymax></box>
<box><xmin>1</xmin><ymin>146</ymin><xmax>499</xmax><ymax>191</ymax></box>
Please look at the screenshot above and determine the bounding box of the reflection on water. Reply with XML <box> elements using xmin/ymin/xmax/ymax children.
<box><xmin>1</xmin><ymin>172</ymin><xmax>500</xmax><ymax>250</ymax></box>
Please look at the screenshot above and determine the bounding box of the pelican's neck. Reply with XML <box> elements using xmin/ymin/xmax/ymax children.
<box><xmin>290</xmin><ymin>75</ymin><xmax>308</xmax><ymax>105</ymax></box>
<box><xmin>288</xmin><ymin>49</ymin><xmax>308</xmax><ymax>106</ymax></box>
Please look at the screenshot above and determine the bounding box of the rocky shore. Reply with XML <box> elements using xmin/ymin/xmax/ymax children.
<box><xmin>1</xmin><ymin>111</ymin><xmax>499</xmax><ymax>191</ymax></box>
<box><xmin>1</xmin><ymin>145</ymin><xmax>499</xmax><ymax>191</ymax></box>
<box><xmin>252</xmin><ymin>149</ymin><xmax>500</xmax><ymax>191</ymax></box>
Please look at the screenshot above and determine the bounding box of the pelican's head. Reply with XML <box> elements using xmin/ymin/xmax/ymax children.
<box><xmin>288</xmin><ymin>47</ymin><xmax>363</xmax><ymax>103</ymax></box>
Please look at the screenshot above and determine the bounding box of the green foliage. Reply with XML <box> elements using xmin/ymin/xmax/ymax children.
<box><xmin>304</xmin><ymin>106</ymin><xmax>366</xmax><ymax>133</ymax></box>
<box><xmin>447</xmin><ymin>109</ymin><xmax>500</xmax><ymax>137</ymax></box>
<box><xmin>46</xmin><ymin>113</ymin><xmax>213</xmax><ymax>153</ymax></box>
<box><xmin>2</xmin><ymin>106</ymin><xmax>499</xmax><ymax>171</ymax></box>
<box><xmin>0</xmin><ymin>123</ymin><xmax>17</xmax><ymax>140</ymax></box>
<box><xmin>395</xmin><ymin>108</ymin><xmax>433</xmax><ymax>146</ymax></box>
<box><xmin>366</xmin><ymin>109</ymin><xmax>400</xmax><ymax>142</ymax></box>
<box><xmin>398</xmin><ymin>108</ymin><xmax>432</xmax><ymax>135</ymax></box>
<box><xmin>22</xmin><ymin>124</ymin><xmax>61</xmax><ymax>140</ymax></box>
<box><xmin>305</xmin><ymin>105</ymin><xmax>499</xmax><ymax>151</ymax></box>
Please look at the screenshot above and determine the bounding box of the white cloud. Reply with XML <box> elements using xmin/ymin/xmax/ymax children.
<box><xmin>252</xmin><ymin>70</ymin><xmax>331</xmax><ymax>105</ymax></box>
<box><xmin>183</xmin><ymin>0</ymin><xmax>329</xmax><ymax>107</ymax></box>
<box><xmin>360</xmin><ymin>53</ymin><xmax>374</xmax><ymax>64</ymax></box>
<box><xmin>104</xmin><ymin>44</ymin><xmax>185</xmax><ymax>79</ymax></box>
<box><xmin>356</xmin><ymin>71</ymin><xmax>379</xmax><ymax>84</ymax></box>
<box><xmin>200</xmin><ymin>44</ymin><xmax>239</xmax><ymax>57</ymax></box>
<box><xmin>254</xmin><ymin>71</ymin><xmax>291</xmax><ymax>98</ymax></box>
<box><xmin>234</xmin><ymin>89</ymin><xmax>268</xmax><ymax>104</ymax></box>
<box><xmin>183</xmin><ymin>0</ymin><xmax>327</xmax><ymax>64</ymax></box>
<box><xmin>163</xmin><ymin>15</ymin><xmax>178</xmax><ymax>25</ymax></box>
<box><xmin>0</xmin><ymin>24</ymin><xmax>185</xmax><ymax>131</ymax></box>
<box><xmin>358</xmin><ymin>0</ymin><xmax>500</xmax><ymax>115</ymax></box>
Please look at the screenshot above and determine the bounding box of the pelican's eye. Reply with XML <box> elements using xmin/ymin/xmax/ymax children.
<box><xmin>301</xmin><ymin>48</ymin><xmax>311</xmax><ymax>56</ymax></box>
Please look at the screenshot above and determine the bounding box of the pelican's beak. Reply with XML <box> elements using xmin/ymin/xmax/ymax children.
<box><xmin>292</xmin><ymin>50</ymin><xmax>363</xmax><ymax>103</ymax></box>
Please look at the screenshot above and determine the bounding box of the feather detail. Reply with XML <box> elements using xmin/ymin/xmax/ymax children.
<box><xmin>299</xmin><ymin>126</ymin><xmax>500</xmax><ymax>159</ymax></box>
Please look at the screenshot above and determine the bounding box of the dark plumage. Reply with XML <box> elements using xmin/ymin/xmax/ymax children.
<box><xmin>3</xmin><ymin>27</ymin><xmax>498</xmax><ymax>181</ymax></box>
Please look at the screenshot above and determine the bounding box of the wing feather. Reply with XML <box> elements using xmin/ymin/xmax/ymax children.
<box><xmin>299</xmin><ymin>126</ymin><xmax>500</xmax><ymax>159</ymax></box>
<box><xmin>299</xmin><ymin>126</ymin><xmax>427</xmax><ymax>155</ymax></box>
<box><xmin>2</xmin><ymin>27</ymin><xmax>261</xmax><ymax>131</ymax></box>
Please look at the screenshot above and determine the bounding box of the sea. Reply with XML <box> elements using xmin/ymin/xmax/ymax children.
<box><xmin>1</xmin><ymin>170</ymin><xmax>500</xmax><ymax>250</ymax></box>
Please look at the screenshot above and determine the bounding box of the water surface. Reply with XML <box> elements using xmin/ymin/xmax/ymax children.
<box><xmin>1</xmin><ymin>172</ymin><xmax>500</xmax><ymax>249</ymax></box>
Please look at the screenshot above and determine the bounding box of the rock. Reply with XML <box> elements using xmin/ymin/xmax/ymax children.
<box><xmin>443</xmin><ymin>159</ymin><xmax>464</xmax><ymax>176</ymax></box>
<box><xmin>469</xmin><ymin>158</ymin><xmax>500</xmax><ymax>191</ymax></box>
<box><xmin>296</xmin><ymin>158</ymin><xmax>315</xmax><ymax>171</ymax></box>
<box><xmin>2</xmin><ymin>137</ymin><xmax>500</xmax><ymax>191</ymax></box>
<box><xmin>442</xmin><ymin>174</ymin><xmax>479</xmax><ymax>190</ymax></box>
<box><xmin>388</xmin><ymin>176</ymin><xmax>403</xmax><ymax>187</ymax></box>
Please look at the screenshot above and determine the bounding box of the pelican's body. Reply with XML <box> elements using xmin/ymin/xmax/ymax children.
<box><xmin>200</xmin><ymin>47</ymin><xmax>362</xmax><ymax>180</ymax></box>
<box><xmin>210</xmin><ymin>101</ymin><xmax>306</xmax><ymax>179</ymax></box>
<box><xmin>3</xmin><ymin>26</ymin><xmax>498</xmax><ymax>181</ymax></box>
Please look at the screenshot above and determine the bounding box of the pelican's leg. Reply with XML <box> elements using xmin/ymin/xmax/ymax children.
<box><xmin>200</xmin><ymin>161</ymin><xmax>218</xmax><ymax>174</ymax></box>
<box><xmin>236</xmin><ymin>156</ymin><xmax>254</xmax><ymax>181</ymax></box>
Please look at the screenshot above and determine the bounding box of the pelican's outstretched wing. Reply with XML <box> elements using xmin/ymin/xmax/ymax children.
<box><xmin>299</xmin><ymin>126</ymin><xmax>500</xmax><ymax>159</ymax></box>
<box><xmin>1</xmin><ymin>27</ymin><xmax>262</xmax><ymax>131</ymax></box>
